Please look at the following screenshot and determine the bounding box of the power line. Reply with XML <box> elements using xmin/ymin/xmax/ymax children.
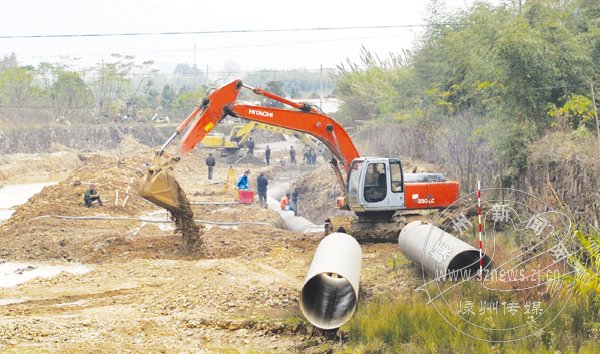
<box><xmin>16</xmin><ymin>33</ymin><xmax>414</xmax><ymax>60</ymax></box>
<box><xmin>92</xmin><ymin>68</ymin><xmax>338</xmax><ymax>77</ymax></box>
<box><xmin>0</xmin><ymin>24</ymin><xmax>432</xmax><ymax>40</ymax></box>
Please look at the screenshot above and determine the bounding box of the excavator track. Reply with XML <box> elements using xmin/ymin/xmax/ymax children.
<box><xmin>325</xmin><ymin>210</ymin><xmax>450</xmax><ymax>242</ymax></box>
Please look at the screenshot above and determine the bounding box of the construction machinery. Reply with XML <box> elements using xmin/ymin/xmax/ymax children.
<box><xmin>139</xmin><ymin>80</ymin><xmax>460</xmax><ymax>241</ymax></box>
<box><xmin>200</xmin><ymin>121</ymin><xmax>326</xmax><ymax>157</ymax></box>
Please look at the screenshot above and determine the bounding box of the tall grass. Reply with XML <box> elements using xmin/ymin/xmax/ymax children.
<box><xmin>342</xmin><ymin>291</ymin><xmax>597</xmax><ymax>353</ymax></box>
<box><xmin>342</xmin><ymin>230</ymin><xmax>600</xmax><ymax>353</ymax></box>
<box><xmin>548</xmin><ymin>230</ymin><xmax>600</xmax><ymax>305</ymax></box>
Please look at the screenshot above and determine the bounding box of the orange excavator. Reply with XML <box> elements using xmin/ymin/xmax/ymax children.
<box><xmin>139</xmin><ymin>80</ymin><xmax>460</xmax><ymax>240</ymax></box>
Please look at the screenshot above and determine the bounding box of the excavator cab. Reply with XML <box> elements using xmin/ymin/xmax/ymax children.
<box><xmin>345</xmin><ymin>158</ymin><xmax>406</xmax><ymax>213</ymax></box>
<box><xmin>345</xmin><ymin>157</ymin><xmax>460</xmax><ymax>214</ymax></box>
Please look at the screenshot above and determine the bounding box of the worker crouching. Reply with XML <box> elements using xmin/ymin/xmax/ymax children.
<box><xmin>84</xmin><ymin>184</ymin><xmax>103</xmax><ymax>208</ymax></box>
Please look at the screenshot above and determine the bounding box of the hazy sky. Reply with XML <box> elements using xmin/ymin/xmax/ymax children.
<box><xmin>0</xmin><ymin>0</ymin><xmax>491</xmax><ymax>73</ymax></box>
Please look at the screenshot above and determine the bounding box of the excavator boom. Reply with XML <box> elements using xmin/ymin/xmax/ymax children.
<box><xmin>177</xmin><ymin>81</ymin><xmax>359</xmax><ymax>170</ymax></box>
<box><xmin>139</xmin><ymin>80</ymin><xmax>360</xmax><ymax>212</ymax></box>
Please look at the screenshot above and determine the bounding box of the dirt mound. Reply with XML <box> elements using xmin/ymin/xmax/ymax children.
<box><xmin>1</xmin><ymin>143</ymin><xmax>290</xmax><ymax>262</ymax></box>
<box><xmin>292</xmin><ymin>164</ymin><xmax>348</xmax><ymax>224</ymax></box>
<box><xmin>0</xmin><ymin>135</ymin><xmax>307</xmax><ymax>263</ymax></box>
<box><xmin>114</xmin><ymin>134</ymin><xmax>155</xmax><ymax>157</ymax></box>
<box><xmin>2</xmin><ymin>154</ymin><xmax>151</xmax><ymax>229</ymax></box>
<box><xmin>0</xmin><ymin>208</ymin><xmax>295</xmax><ymax>263</ymax></box>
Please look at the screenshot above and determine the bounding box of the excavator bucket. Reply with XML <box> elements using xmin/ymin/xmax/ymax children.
<box><xmin>138</xmin><ymin>154</ymin><xmax>182</xmax><ymax>212</ymax></box>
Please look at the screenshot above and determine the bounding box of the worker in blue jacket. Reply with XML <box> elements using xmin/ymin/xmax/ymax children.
<box><xmin>237</xmin><ymin>170</ymin><xmax>250</xmax><ymax>189</ymax></box>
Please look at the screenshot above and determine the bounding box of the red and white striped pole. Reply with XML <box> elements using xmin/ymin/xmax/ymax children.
<box><xmin>477</xmin><ymin>180</ymin><xmax>483</xmax><ymax>280</ymax></box>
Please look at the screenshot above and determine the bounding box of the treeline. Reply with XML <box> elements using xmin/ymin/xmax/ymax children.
<box><xmin>334</xmin><ymin>0</ymin><xmax>599</xmax><ymax>192</ymax></box>
<box><xmin>0</xmin><ymin>53</ymin><xmax>335</xmax><ymax>127</ymax></box>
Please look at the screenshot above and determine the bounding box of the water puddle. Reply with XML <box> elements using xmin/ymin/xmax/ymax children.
<box><xmin>51</xmin><ymin>299</ymin><xmax>89</xmax><ymax>307</ymax></box>
<box><xmin>0</xmin><ymin>298</ymin><xmax>28</xmax><ymax>306</ymax></box>
<box><xmin>0</xmin><ymin>181</ymin><xmax>60</xmax><ymax>222</ymax></box>
<box><xmin>204</xmin><ymin>224</ymin><xmax>238</xmax><ymax>230</ymax></box>
<box><xmin>0</xmin><ymin>262</ymin><xmax>91</xmax><ymax>288</ymax></box>
<box><xmin>0</xmin><ymin>209</ymin><xmax>15</xmax><ymax>220</ymax></box>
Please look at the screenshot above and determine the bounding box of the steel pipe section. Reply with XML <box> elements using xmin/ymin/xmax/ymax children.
<box><xmin>300</xmin><ymin>232</ymin><xmax>362</xmax><ymax>329</ymax></box>
<box><xmin>398</xmin><ymin>221</ymin><xmax>491</xmax><ymax>279</ymax></box>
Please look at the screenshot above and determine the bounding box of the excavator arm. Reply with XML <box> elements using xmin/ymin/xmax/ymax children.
<box><xmin>177</xmin><ymin>80</ymin><xmax>359</xmax><ymax>170</ymax></box>
<box><xmin>140</xmin><ymin>79</ymin><xmax>360</xmax><ymax>212</ymax></box>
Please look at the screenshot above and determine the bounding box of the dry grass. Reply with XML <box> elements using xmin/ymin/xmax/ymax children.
<box><xmin>341</xmin><ymin>291</ymin><xmax>598</xmax><ymax>353</ymax></box>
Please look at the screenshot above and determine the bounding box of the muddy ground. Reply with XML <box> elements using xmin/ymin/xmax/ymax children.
<box><xmin>0</xmin><ymin>136</ymin><xmax>418</xmax><ymax>352</ymax></box>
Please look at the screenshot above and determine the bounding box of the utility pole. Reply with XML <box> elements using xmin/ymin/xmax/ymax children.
<box><xmin>591</xmin><ymin>80</ymin><xmax>600</xmax><ymax>158</ymax></box>
<box><xmin>320</xmin><ymin>64</ymin><xmax>323</xmax><ymax>108</ymax></box>
<box><xmin>194</xmin><ymin>43</ymin><xmax>197</xmax><ymax>90</ymax></box>
<box><xmin>99</xmin><ymin>59</ymin><xmax>104</xmax><ymax>119</ymax></box>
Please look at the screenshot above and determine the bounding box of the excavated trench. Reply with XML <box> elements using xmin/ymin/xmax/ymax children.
<box><xmin>264</xmin><ymin>165</ymin><xmax>325</xmax><ymax>234</ymax></box>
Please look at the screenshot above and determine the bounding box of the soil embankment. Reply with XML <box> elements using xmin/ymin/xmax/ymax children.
<box><xmin>0</xmin><ymin>125</ymin><xmax>174</xmax><ymax>154</ymax></box>
<box><xmin>0</xmin><ymin>123</ymin><xmax>287</xmax><ymax>154</ymax></box>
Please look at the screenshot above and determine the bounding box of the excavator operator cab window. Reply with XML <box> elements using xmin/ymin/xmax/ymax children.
<box><xmin>364</xmin><ymin>162</ymin><xmax>387</xmax><ymax>203</ymax></box>
<box><xmin>390</xmin><ymin>161</ymin><xmax>403</xmax><ymax>193</ymax></box>
<box><xmin>346</xmin><ymin>161</ymin><xmax>363</xmax><ymax>205</ymax></box>
<box><xmin>230</xmin><ymin>127</ymin><xmax>241</xmax><ymax>142</ymax></box>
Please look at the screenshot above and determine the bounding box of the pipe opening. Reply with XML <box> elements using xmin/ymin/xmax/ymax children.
<box><xmin>447</xmin><ymin>250</ymin><xmax>492</xmax><ymax>279</ymax></box>
<box><xmin>301</xmin><ymin>272</ymin><xmax>357</xmax><ymax>330</ymax></box>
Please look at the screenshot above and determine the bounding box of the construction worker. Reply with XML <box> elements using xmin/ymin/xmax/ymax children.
<box><xmin>291</xmin><ymin>188</ymin><xmax>300</xmax><ymax>216</ymax></box>
<box><xmin>84</xmin><ymin>184</ymin><xmax>103</xmax><ymax>208</ymax></box>
<box><xmin>247</xmin><ymin>137</ymin><xmax>255</xmax><ymax>155</ymax></box>
<box><xmin>303</xmin><ymin>145</ymin><xmax>310</xmax><ymax>164</ymax></box>
<box><xmin>205</xmin><ymin>153</ymin><xmax>216</xmax><ymax>180</ymax></box>
<box><xmin>280</xmin><ymin>193</ymin><xmax>290</xmax><ymax>211</ymax></box>
<box><xmin>237</xmin><ymin>170</ymin><xmax>250</xmax><ymax>190</ymax></box>
<box><xmin>257</xmin><ymin>172</ymin><xmax>269</xmax><ymax>208</ymax></box>
<box><xmin>265</xmin><ymin>145</ymin><xmax>271</xmax><ymax>166</ymax></box>
<box><xmin>290</xmin><ymin>146</ymin><xmax>297</xmax><ymax>166</ymax></box>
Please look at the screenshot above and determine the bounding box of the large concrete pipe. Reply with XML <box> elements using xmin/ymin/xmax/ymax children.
<box><xmin>300</xmin><ymin>232</ymin><xmax>361</xmax><ymax>329</ymax></box>
<box><xmin>267</xmin><ymin>182</ymin><xmax>323</xmax><ymax>233</ymax></box>
<box><xmin>398</xmin><ymin>221</ymin><xmax>492</xmax><ymax>278</ymax></box>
